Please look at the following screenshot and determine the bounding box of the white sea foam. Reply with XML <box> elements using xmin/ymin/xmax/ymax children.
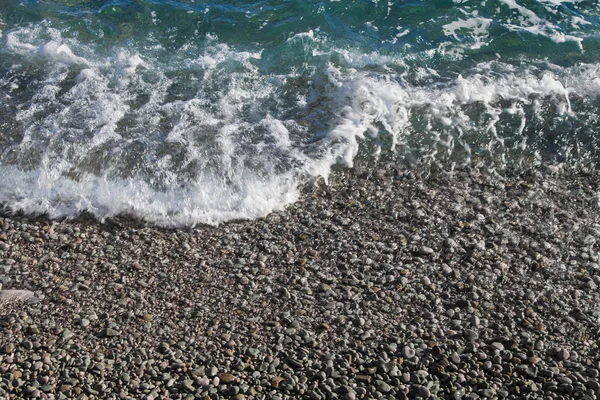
<box><xmin>0</xmin><ymin>165</ymin><xmax>300</xmax><ymax>227</ymax></box>
<box><xmin>1</xmin><ymin>22</ymin><xmax>600</xmax><ymax>226</ymax></box>
<box><xmin>572</xmin><ymin>16</ymin><xmax>591</xmax><ymax>28</ymax></box>
<box><xmin>538</xmin><ymin>0</ymin><xmax>585</xmax><ymax>6</ymax></box>
<box><xmin>442</xmin><ymin>1</ymin><xmax>589</xmax><ymax>51</ymax></box>
<box><xmin>443</xmin><ymin>17</ymin><xmax>493</xmax><ymax>49</ymax></box>
<box><xmin>38</xmin><ymin>41</ymin><xmax>90</xmax><ymax>65</ymax></box>
<box><xmin>498</xmin><ymin>0</ymin><xmax>585</xmax><ymax>47</ymax></box>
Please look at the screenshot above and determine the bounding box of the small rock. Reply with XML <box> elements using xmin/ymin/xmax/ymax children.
<box><xmin>419</xmin><ymin>246</ymin><xmax>434</xmax><ymax>256</ymax></box>
<box><xmin>376</xmin><ymin>380</ymin><xmax>391</xmax><ymax>393</ymax></box>
<box><xmin>198</xmin><ymin>377</ymin><xmax>210</xmax><ymax>386</ymax></box>
<box><xmin>491</xmin><ymin>342</ymin><xmax>504</xmax><ymax>351</ymax></box>
<box><xmin>182</xmin><ymin>379</ymin><xmax>195</xmax><ymax>392</ymax></box>
<box><xmin>464</xmin><ymin>329</ymin><xmax>478</xmax><ymax>341</ymax></box>
<box><xmin>104</xmin><ymin>328</ymin><xmax>120</xmax><ymax>337</ymax></box>
<box><xmin>219</xmin><ymin>373</ymin><xmax>235</xmax><ymax>383</ymax></box>
<box><xmin>557</xmin><ymin>348</ymin><xmax>570</xmax><ymax>361</ymax></box>
<box><xmin>558</xmin><ymin>376</ymin><xmax>573</xmax><ymax>385</ymax></box>
<box><xmin>418</xmin><ymin>385</ymin><xmax>431</xmax><ymax>398</ymax></box>
<box><xmin>402</xmin><ymin>346</ymin><xmax>416</xmax><ymax>359</ymax></box>
<box><xmin>21</xmin><ymin>341</ymin><xmax>33</xmax><ymax>350</ymax></box>
<box><xmin>271</xmin><ymin>377</ymin><xmax>285</xmax><ymax>388</ymax></box>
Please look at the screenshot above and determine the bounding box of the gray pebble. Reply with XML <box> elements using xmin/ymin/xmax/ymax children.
<box><xmin>402</xmin><ymin>346</ymin><xmax>416</xmax><ymax>359</ymax></box>
<box><xmin>418</xmin><ymin>385</ymin><xmax>431</xmax><ymax>398</ymax></box>
<box><xmin>464</xmin><ymin>329</ymin><xmax>478</xmax><ymax>341</ymax></box>
<box><xmin>376</xmin><ymin>380</ymin><xmax>392</xmax><ymax>393</ymax></box>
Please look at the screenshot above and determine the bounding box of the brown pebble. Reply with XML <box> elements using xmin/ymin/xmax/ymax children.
<box><xmin>366</xmin><ymin>366</ymin><xmax>377</xmax><ymax>374</ymax></box>
<box><xmin>271</xmin><ymin>376</ymin><xmax>285</xmax><ymax>388</ymax></box>
<box><xmin>528</xmin><ymin>356</ymin><xmax>540</xmax><ymax>364</ymax></box>
<box><xmin>219</xmin><ymin>373</ymin><xmax>235</xmax><ymax>383</ymax></box>
<box><xmin>319</xmin><ymin>323</ymin><xmax>330</xmax><ymax>331</ymax></box>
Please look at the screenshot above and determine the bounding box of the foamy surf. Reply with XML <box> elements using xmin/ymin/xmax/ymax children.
<box><xmin>1</xmin><ymin>0</ymin><xmax>600</xmax><ymax>226</ymax></box>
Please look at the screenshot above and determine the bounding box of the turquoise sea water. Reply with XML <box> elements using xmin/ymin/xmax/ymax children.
<box><xmin>1</xmin><ymin>0</ymin><xmax>600</xmax><ymax>225</ymax></box>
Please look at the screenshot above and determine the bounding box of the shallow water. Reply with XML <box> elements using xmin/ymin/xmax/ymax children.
<box><xmin>1</xmin><ymin>0</ymin><xmax>600</xmax><ymax>226</ymax></box>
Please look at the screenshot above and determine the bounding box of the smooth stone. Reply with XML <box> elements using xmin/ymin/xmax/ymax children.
<box><xmin>375</xmin><ymin>380</ymin><xmax>392</xmax><ymax>393</ymax></box>
<box><xmin>464</xmin><ymin>329</ymin><xmax>478</xmax><ymax>341</ymax></box>
<box><xmin>402</xmin><ymin>346</ymin><xmax>416</xmax><ymax>359</ymax></box>
<box><xmin>419</xmin><ymin>386</ymin><xmax>431</xmax><ymax>398</ymax></box>
<box><xmin>104</xmin><ymin>328</ymin><xmax>120</xmax><ymax>337</ymax></box>
<box><xmin>219</xmin><ymin>373</ymin><xmax>236</xmax><ymax>383</ymax></box>
<box><xmin>557</xmin><ymin>348</ymin><xmax>570</xmax><ymax>361</ymax></box>
<box><xmin>199</xmin><ymin>377</ymin><xmax>210</xmax><ymax>386</ymax></box>
<box><xmin>419</xmin><ymin>246</ymin><xmax>434</xmax><ymax>255</ymax></box>
<box><xmin>490</xmin><ymin>342</ymin><xmax>504</xmax><ymax>351</ymax></box>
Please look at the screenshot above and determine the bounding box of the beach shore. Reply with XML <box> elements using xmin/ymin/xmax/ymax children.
<box><xmin>1</xmin><ymin>164</ymin><xmax>600</xmax><ymax>399</ymax></box>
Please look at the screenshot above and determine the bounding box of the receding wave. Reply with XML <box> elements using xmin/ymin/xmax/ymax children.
<box><xmin>1</xmin><ymin>0</ymin><xmax>600</xmax><ymax>226</ymax></box>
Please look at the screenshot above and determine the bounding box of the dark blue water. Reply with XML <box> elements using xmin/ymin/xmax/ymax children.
<box><xmin>1</xmin><ymin>0</ymin><xmax>600</xmax><ymax>226</ymax></box>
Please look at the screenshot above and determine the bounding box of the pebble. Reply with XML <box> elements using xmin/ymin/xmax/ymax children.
<box><xmin>490</xmin><ymin>342</ymin><xmax>504</xmax><ymax>351</ymax></box>
<box><xmin>464</xmin><ymin>329</ymin><xmax>478</xmax><ymax>341</ymax></box>
<box><xmin>557</xmin><ymin>348</ymin><xmax>570</xmax><ymax>361</ymax></box>
<box><xmin>182</xmin><ymin>379</ymin><xmax>194</xmax><ymax>392</ymax></box>
<box><xmin>403</xmin><ymin>346</ymin><xmax>416</xmax><ymax>359</ymax></box>
<box><xmin>199</xmin><ymin>377</ymin><xmax>210</xmax><ymax>386</ymax></box>
<box><xmin>247</xmin><ymin>348</ymin><xmax>260</xmax><ymax>357</ymax></box>
<box><xmin>21</xmin><ymin>340</ymin><xmax>33</xmax><ymax>350</ymax></box>
<box><xmin>588</xmin><ymin>380</ymin><xmax>600</xmax><ymax>390</ymax></box>
<box><xmin>419</xmin><ymin>246</ymin><xmax>435</xmax><ymax>255</ymax></box>
<box><xmin>219</xmin><ymin>373</ymin><xmax>236</xmax><ymax>383</ymax></box>
<box><xmin>419</xmin><ymin>385</ymin><xmax>431</xmax><ymax>398</ymax></box>
<box><xmin>104</xmin><ymin>328</ymin><xmax>120</xmax><ymax>337</ymax></box>
<box><xmin>375</xmin><ymin>380</ymin><xmax>392</xmax><ymax>393</ymax></box>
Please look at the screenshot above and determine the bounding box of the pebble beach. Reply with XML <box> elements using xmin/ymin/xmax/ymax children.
<box><xmin>1</xmin><ymin>164</ymin><xmax>600</xmax><ymax>399</ymax></box>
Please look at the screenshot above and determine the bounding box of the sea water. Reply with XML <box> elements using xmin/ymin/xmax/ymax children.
<box><xmin>0</xmin><ymin>0</ymin><xmax>599</xmax><ymax>226</ymax></box>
